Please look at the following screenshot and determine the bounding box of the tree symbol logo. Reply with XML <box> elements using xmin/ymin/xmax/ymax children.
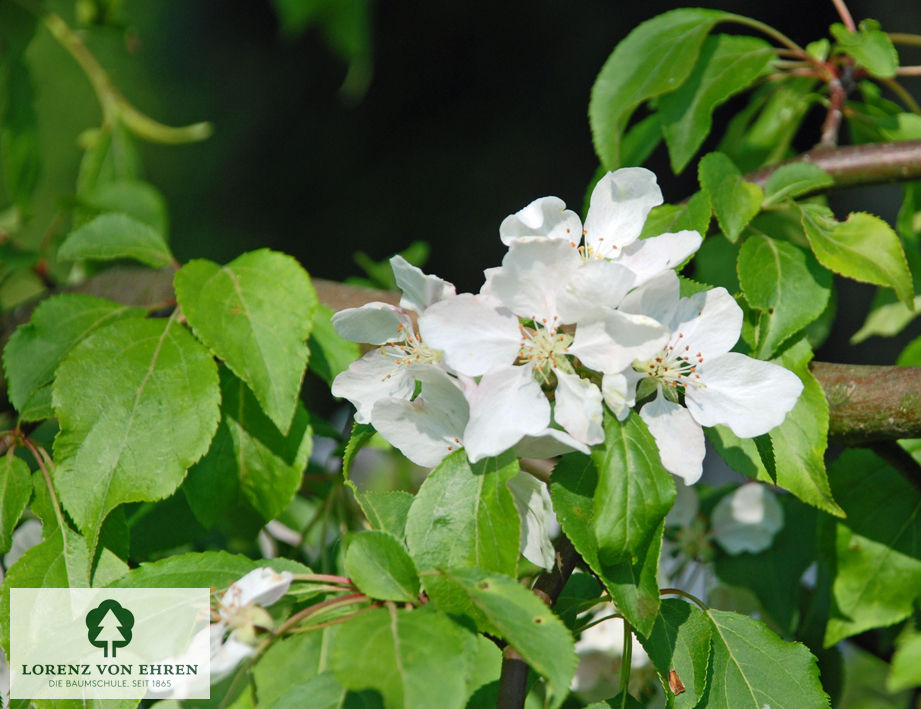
<box><xmin>85</xmin><ymin>599</ymin><xmax>135</xmax><ymax>658</ymax></box>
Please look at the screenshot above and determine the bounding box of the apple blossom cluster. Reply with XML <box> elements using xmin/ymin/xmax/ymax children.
<box><xmin>331</xmin><ymin>168</ymin><xmax>803</xmax><ymax>484</ymax></box>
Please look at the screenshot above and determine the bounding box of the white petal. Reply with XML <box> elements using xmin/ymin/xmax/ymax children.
<box><xmin>640</xmin><ymin>392</ymin><xmax>706</xmax><ymax>485</ymax></box>
<box><xmin>418</xmin><ymin>293</ymin><xmax>520</xmax><ymax>376</ymax></box>
<box><xmin>711</xmin><ymin>483</ymin><xmax>784</xmax><ymax>555</ymax></box>
<box><xmin>555</xmin><ymin>260</ymin><xmax>636</xmax><ymax>323</ymax></box>
<box><xmin>514</xmin><ymin>428</ymin><xmax>590</xmax><ymax>458</ymax></box>
<box><xmin>671</xmin><ymin>288</ymin><xmax>743</xmax><ymax>359</ymax></box>
<box><xmin>211</xmin><ymin>634</ymin><xmax>255</xmax><ymax>683</ymax></box>
<box><xmin>220</xmin><ymin>567</ymin><xmax>293</xmax><ymax>618</ymax></box>
<box><xmin>371</xmin><ymin>367</ymin><xmax>469</xmax><ymax>468</ymax></box>
<box><xmin>666</xmin><ymin>477</ymin><xmax>700</xmax><ymax>528</ymax></box>
<box><xmin>508</xmin><ymin>471</ymin><xmax>557</xmax><ymax>570</ymax></box>
<box><xmin>486</xmin><ymin>239</ymin><xmax>582</xmax><ymax>324</ymax></box>
<box><xmin>570</xmin><ymin>311</ymin><xmax>669</xmax><ymax>373</ymax></box>
<box><xmin>618</xmin><ymin>270</ymin><xmax>680</xmax><ymax>325</ymax></box>
<box><xmin>615</xmin><ymin>230</ymin><xmax>702</xmax><ymax>286</ymax></box>
<box><xmin>464</xmin><ymin>366</ymin><xmax>550</xmax><ymax>461</ymax></box>
<box><xmin>499</xmin><ymin>196</ymin><xmax>583</xmax><ymax>245</ymax></box>
<box><xmin>686</xmin><ymin>352</ymin><xmax>803</xmax><ymax>437</ymax></box>
<box><xmin>582</xmin><ymin>168</ymin><xmax>663</xmax><ymax>257</ymax></box>
<box><xmin>390</xmin><ymin>255</ymin><xmax>456</xmax><ymax>313</ymax></box>
<box><xmin>331</xmin><ymin>350</ymin><xmax>415</xmax><ymax>424</ymax></box>
<box><xmin>332</xmin><ymin>303</ymin><xmax>413</xmax><ymax>345</ymax></box>
<box><xmin>601</xmin><ymin>369</ymin><xmax>644</xmax><ymax>420</ymax></box>
<box><xmin>554</xmin><ymin>371</ymin><xmax>604</xmax><ymax>445</ymax></box>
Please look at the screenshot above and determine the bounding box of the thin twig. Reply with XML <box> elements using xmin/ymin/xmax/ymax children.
<box><xmin>831</xmin><ymin>0</ymin><xmax>857</xmax><ymax>32</ymax></box>
<box><xmin>889</xmin><ymin>33</ymin><xmax>921</xmax><ymax>48</ymax></box>
<box><xmin>897</xmin><ymin>66</ymin><xmax>921</xmax><ymax>76</ymax></box>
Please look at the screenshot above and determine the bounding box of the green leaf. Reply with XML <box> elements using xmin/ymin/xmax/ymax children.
<box><xmin>589</xmin><ymin>8</ymin><xmax>727</xmax><ymax>169</ymax></box>
<box><xmin>52</xmin><ymin>316</ymin><xmax>220</xmax><ymax>549</ymax></box>
<box><xmin>109</xmin><ymin>549</ymin><xmax>304</xmax><ymax>589</ymax></box>
<box><xmin>851</xmin><ymin>293</ymin><xmax>921</xmax><ymax>343</ymax></box>
<box><xmin>705</xmin><ymin>609</ymin><xmax>829</xmax><ymax>708</ymax></box>
<box><xmin>0</xmin><ymin>452</ymin><xmax>32</xmax><ymax>553</ymax></box>
<box><xmin>343</xmin><ymin>422</ymin><xmax>376</xmax><ymax>484</ymax></box>
<box><xmin>737</xmin><ymin>235</ymin><xmax>832</xmax><ymax>358</ymax></box>
<box><xmin>691</xmin><ymin>233</ymin><xmax>739</xmax><ymax>291</ymax></box>
<box><xmin>308</xmin><ymin>303</ymin><xmax>360</xmax><ymax>384</ymax></box>
<box><xmin>358</xmin><ymin>490</ymin><xmax>414</xmax><ymax>539</ymax></box>
<box><xmin>699</xmin><ymin>152</ymin><xmax>763</xmax><ymax>242</ymax></box>
<box><xmin>253</xmin><ymin>628</ymin><xmax>336</xmax><ymax>706</ymax></box>
<box><xmin>800</xmin><ymin>204</ymin><xmax>914</xmax><ymax>308</ymax></box>
<box><xmin>621</xmin><ymin>113</ymin><xmax>663</xmax><ymax>169</ymax></box>
<box><xmin>183</xmin><ymin>419</ymin><xmax>239</xmax><ymax>529</ymax></box>
<box><xmin>81</xmin><ymin>179</ymin><xmax>169</xmax><ymax>236</ymax></box>
<box><xmin>550</xmin><ymin>452</ymin><xmax>662</xmax><ymax>636</ymax></box>
<box><xmin>888</xmin><ymin>628</ymin><xmax>921</xmax><ymax>692</ymax></box>
<box><xmin>593</xmin><ymin>412</ymin><xmax>675</xmax><ymax>565</ymax></box>
<box><xmin>831</xmin><ymin>19</ymin><xmax>898</xmax><ymax>78</ymax></box>
<box><xmin>639</xmin><ymin>191</ymin><xmax>711</xmax><ymax>240</ymax></box>
<box><xmin>2</xmin><ymin>294</ymin><xmax>145</xmax><ymax>420</ymax></box>
<box><xmin>345</xmin><ymin>530</ymin><xmax>420</xmax><ymax>602</ymax></box>
<box><xmin>331</xmin><ymin>606</ymin><xmax>469</xmax><ymax>709</ymax></box>
<box><xmin>660</xmin><ymin>34</ymin><xmax>773</xmax><ymax>173</ymax></box>
<box><xmin>260</xmin><ymin>671</ymin><xmax>349</xmax><ymax>709</ymax></box>
<box><xmin>637</xmin><ymin>598</ymin><xmax>711</xmax><ymax>709</ymax></box>
<box><xmin>429</xmin><ymin>568</ymin><xmax>576</xmax><ymax>709</ymax></box>
<box><xmin>76</xmin><ymin>122</ymin><xmax>140</xmax><ymax>198</ymax></box>
<box><xmin>175</xmin><ymin>248</ymin><xmax>317</xmax><ymax>433</ymax></box>
<box><xmin>823</xmin><ymin>449</ymin><xmax>921</xmax><ymax>646</ymax></box>
<box><xmin>1</xmin><ymin>58</ymin><xmax>40</xmax><ymax>208</ymax></box>
<box><xmin>58</xmin><ymin>213</ymin><xmax>174</xmax><ymax>268</ymax></box>
<box><xmin>762</xmin><ymin>162</ymin><xmax>834</xmax><ymax>206</ymax></box>
<box><xmin>405</xmin><ymin>450</ymin><xmax>519</xmax><ymax>576</ymax></box>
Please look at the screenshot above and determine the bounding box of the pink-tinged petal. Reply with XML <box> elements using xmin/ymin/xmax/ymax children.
<box><xmin>508</xmin><ymin>471</ymin><xmax>557</xmax><ymax>570</ymax></box>
<box><xmin>671</xmin><ymin>288</ymin><xmax>743</xmax><ymax>359</ymax></box>
<box><xmin>601</xmin><ymin>369</ymin><xmax>644</xmax><ymax>420</ymax></box>
<box><xmin>371</xmin><ymin>367</ymin><xmax>469</xmax><ymax>468</ymax></box>
<box><xmin>464</xmin><ymin>366</ymin><xmax>550</xmax><ymax>461</ymax></box>
<box><xmin>583</xmin><ymin>168</ymin><xmax>663</xmax><ymax>257</ymax></box>
<box><xmin>390</xmin><ymin>255</ymin><xmax>456</xmax><ymax>313</ymax></box>
<box><xmin>555</xmin><ymin>260</ymin><xmax>636</xmax><ymax>323</ymax></box>
<box><xmin>332</xmin><ymin>303</ymin><xmax>413</xmax><ymax>345</ymax></box>
<box><xmin>685</xmin><ymin>352</ymin><xmax>803</xmax><ymax>437</ymax></box>
<box><xmin>485</xmin><ymin>239</ymin><xmax>582</xmax><ymax>324</ymax></box>
<box><xmin>639</xmin><ymin>392</ymin><xmax>706</xmax><ymax>485</ymax></box>
<box><xmin>331</xmin><ymin>350</ymin><xmax>415</xmax><ymax>423</ymax></box>
<box><xmin>711</xmin><ymin>483</ymin><xmax>784</xmax><ymax>555</ymax></box>
<box><xmin>554</xmin><ymin>371</ymin><xmax>604</xmax><ymax>445</ymax></box>
<box><xmin>219</xmin><ymin>568</ymin><xmax>293</xmax><ymax>617</ymax></box>
<box><xmin>419</xmin><ymin>293</ymin><xmax>520</xmax><ymax>376</ymax></box>
<box><xmin>618</xmin><ymin>269</ymin><xmax>681</xmax><ymax>326</ymax></box>
<box><xmin>514</xmin><ymin>428</ymin><xmax>590</xmax><ymax>458</ymax></box>
<box><xmin>570</xmin><ymin>311</ymin><xmax>668</xmax><ymax>373</ymax></box>
<box><xmin>616</xmin><ymin>230</ymin><xmax>702</xmax><ymax>286</ymax></box>
<box><xmin>499</xmin><ymin>196</ymin><xmax>583</xmax><ymax>245</ymax></box>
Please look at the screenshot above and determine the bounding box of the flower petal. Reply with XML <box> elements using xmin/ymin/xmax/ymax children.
<box><xmin>331</xmin><ymin>350</ymin><xmax>415</xmax><ymax>424</ymax></box>
<box><xmin>390</xmin><ymin>255</ymin><xmax>456</xmax><ymax>313</ymax></box>
<box><xmin>618</xmin><ymin>269</ymin><xmax>680</xmax><ymax>325</ymax></box>
<box><xmin>220</xmin><ymin>567</ymin><xmax>293</xmax><ymax>618</ymax></box>
<box><xmin>555</xmin><ymin>259</ymin><xmax>636</xmax><ymax>323</ymax></box>
<box><xmin>554</xmin><ymin>371</ymin><xmax>604</xmax><ymax>445</ymax></box>
<box><xmin>616</xmin><ymin>230</ymin><xmax>702</xmax><ymax>286</ymax></box>
<box><xmin>371</xmin><ymin>367</ymin><xmax>469</xmax><ymax>468</ymax></box>
<box><xmin>582</xmin><ymin>168</ymin><xmax>663</xmax><ymax>257</ymax></box>
<box><xmin>570</xmin><ymin>311</ymin><xmax>669</xmax><ymax>373</ymax></box>
<box><xmin>640</xmin><ymin>391</ymin><xmax>706</xmax><ymax>485</ymax></box>
<box><xmin>601</xmin><ymin>369</ymin><xmax>644</xmax><ymax>420</ymax></box>
<box><xmin>332</xmin><ymin>303</ymin><xmax>413</xmax><ymax>345</ymax></box>
<box><xmin>500</xmin><ymin>196</ymin><xmax>583</xmax><ymax>245</ymax></box>
<box><xmin>514</xmin><ymin>428</ymin><xmax>590</xmax><ymax>458</ymax></box>
<box><xmin>464</xmin><ymin>365</ymin><xmax>550</xmax><ymax>461</ymax></box>
<box><xmin>686</xmin><ymin>352</ymin><xmax>803</xmax><ymax>437</ymax></box>
<box><xmin>508</xmin><ymin>470</ymin><xmax>557</xmax><ymax>570</ymax></box>
<box><xmin>672</xmin><ymin>287</ymin><xmax>743</xmax><ymax>360</ymax></box>
<box><xmin>418</xmin><ymin>293</ymin><xmax>520</xmax><ymax>376</ymax></box>
<box><xmin>711</xmin><ymin>483</ymin><xmax>784</xmax><ymax>555</ymax></box>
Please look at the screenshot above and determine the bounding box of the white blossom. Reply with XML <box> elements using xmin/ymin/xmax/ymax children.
<box><xmin>711</xmin><ymin>482</ymin><xmax>784</xmax><ymax>555</ymax></box>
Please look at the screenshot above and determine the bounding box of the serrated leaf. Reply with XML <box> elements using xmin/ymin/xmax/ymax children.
<box><xmin>2</xmin><ymin>294</ymin><xmax>145</xmax><ymax>420</ymax></box>
<box><xmin>800</xmin><ymin>204</ymin><xmax>914</xmax><ymax>307</ymax></box>
<box><xmin>253</xmin><ymin>629</ymin><xmax>335</xmax><ymax>706</ymax></box>
<box><xmin>589</xmin><ymin>8</ymin><xmax>727</xmax><ymax>169</ymax></box>
<box><xmin>639</xmin><ymin>191</ymin><xmax>712</xmax><ymax>240</ymax></box>
<box><xmin>345</xmin><ymin>530</ymin><xmax>420</xmax><ymax>602</ymax></box>
<box><xmin>888</xmin><ymin>628</ymin><xmax>921</xmax><ymax>692</ymax></box>
<box><xmin>58</xmin><ymin>213</ymin><xmax>174</xmax><ymax>268</ymax></box>
<box><xmin>762</xmin><ymin>162</ymin><xmax>834</xmax><ymax>206</ymax></box>
<box><xmin>738</xmin><ymin>235</ymin><xmax>832</xmax><ymax>358</ymax></box>
<box><xmin>660</xmin><ymin>34</ymin><xmax>774</xmax><ymax>173</ymax></box>
<box><xmin>851</xmin><ymin>292</ymin><xmax>921</xmax><ymax>343</ymax></box>
<box><xmin>183</xmin><ymin>419</ymin><xmax>239</xmax><ymax>529</ymax></box>
<box><xmin>699</xmin><ymin>152</ymin><xmax>763</xmax><ymax>242</ymax></box>
<box><xmin>823</xmin><ymin>449</ymin><xmax>921</xmax><ymax>646</ymax></box>
<box><xmin>405</xmin><ymin>450</ymin><xmax>519</xmax><ymax>576</ymax></box>
<box><xmin>260</xmin><ymin>671</ymin><xmax>349</xmax><ymax>709</ymax></box>
<box><xmin>431</xmin><ymin>568</ymin><xmax>576</xmax><ymax>709</ymax></box>
<box><xmin>593</xmin><ymin>412</ymin><xmax>675</xmax><ymax>565</ymax></box>
<box><xmin>705</xmin><ymin>609</ymin><xmax>829</xmax><ymax>708</ymax></box>
<box><xmin>0</xmin><ymin>452</ymin><xmax>32</xmax><ymax>553</ymax></box>
<box><xmin>637</xmin><ymin>598</ymin><xmax>711</xmax><ymax>709</ymax></box>
<box><xmin>52</xmin><ymin>317</ymin><xmax>220</xmax><ymax>550</ymax></box>
<box><xmin>308</xmin><ymin>303</ymin><xmax>360</xmax><ymax>385</ymax></box>
<box><xmin>343</xmin><ymin>422</ymin><xmax>376</xmax><ymax>483</ymax></box>
<box><xmin>831</xmin><ymin>19</ymin><xmax>898</xmax><ymax>78</ymax></box>
<box><xmin>550</xmin><ymin>452</ymin><xmax>662</xmax><ymax>636</ymax></box>
<box><xmin>358</xmin><ymin>490</ymin><xmax>414</xmax><ymax>540</ymax></box>
<box><xmin>331</xmin><ymin>606</ymin><xmax>469</xmax><ymax>709</ymax></box>
<box><xmin>175</xmin><ymin>248</ymin><xmax>317</xmax><ymax>433</ymax></box>
<box><xmin>621</xmin><ymin>113</ymin><xmax>664</xmax><ymax>168</ymax></box>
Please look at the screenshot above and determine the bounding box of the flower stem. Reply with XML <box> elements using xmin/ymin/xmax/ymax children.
<box><xmin>831</xmin><ymin>0</ymin><xmax>857</xmax><ymax>32</ymax></box>
<box><xmin>21</xmin><ymin>437</ymin><xmax>66</xmax><ymax>532</ymax></box>
<box><xmin>619</xmin><ymin>619</ymin><xmax>633</xmax><ymax>706</ymax></box>
<box><xmin>274</xmin><ymin>592</ymin><xmax>368</xmax><ymax>636</ymax></box>
<box><xmin>659</xmin><ymin>587</ymin><xmax>709</xmax><ymax>610</ymax></box>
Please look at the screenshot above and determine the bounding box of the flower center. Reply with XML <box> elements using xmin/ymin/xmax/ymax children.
<box><xmin>519</xmin><ymin>326</ymin><xmax>573</xmax><ymax>382</ymax></box>
<box><xmin>634</xmin><ymin>333</ymin><xmax>705</xmax><ymax>392</ymax></box>
<box><xmin>379</xmin><ymin>329</ymin><xmax>441</xmax><ymax>380</ymax></box>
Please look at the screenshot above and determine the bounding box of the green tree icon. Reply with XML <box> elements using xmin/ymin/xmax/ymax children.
<box><xmin>86</xmin><ymin>599</ymin><xmax>134</xmax><ymax>658</ymax></box>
